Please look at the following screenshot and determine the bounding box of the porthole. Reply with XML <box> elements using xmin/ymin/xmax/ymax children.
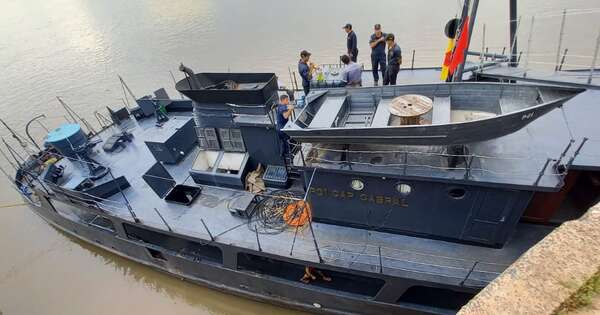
<box><xmin>350</xmin><ymin>179</ymin><xmax>365</xmax><ymax>191</ymax></box>
<box><xmin>448</xmin><ymin>187</ymin><xmax>467</xmax><ymax>199</ymax></box>
<box><xmin>396</xmin><ymin>183</ymin><xmax>412</xmax><ymax>196</ymax></box>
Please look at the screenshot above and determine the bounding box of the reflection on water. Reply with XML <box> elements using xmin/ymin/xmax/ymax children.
<box><xmin>1</xmin><ymin>0</ymin><xmax>599</xmax><ymax>313</ymax></box>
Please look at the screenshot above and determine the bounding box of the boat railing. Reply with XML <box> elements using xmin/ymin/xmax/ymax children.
<box><xmin>318</xmin><ymin>241</ymin><xmax>506</xmax><ymax>285</ymax></box>
<box><xmin>290</xmin><ymin>138</ymin><xmax>587</xmax><ymax>187</ymax></box>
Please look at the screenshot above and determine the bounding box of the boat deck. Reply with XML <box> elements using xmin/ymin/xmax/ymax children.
<box><xmin>47</xmin><ymin>114</ymin><xmax>552</xmax><ymax>289</ymax></box>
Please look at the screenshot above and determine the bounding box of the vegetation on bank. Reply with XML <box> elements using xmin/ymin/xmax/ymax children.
<box><xmin>554</xmin><ymin>268</ymin><xmax>600</xmax><ymax>314</ymax></box>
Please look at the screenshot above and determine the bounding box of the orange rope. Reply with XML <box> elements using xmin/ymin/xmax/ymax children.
<box><xmin>283</xmin><ymin>200</ymin><xmax>311</xmax><ymax>227</ymax></box>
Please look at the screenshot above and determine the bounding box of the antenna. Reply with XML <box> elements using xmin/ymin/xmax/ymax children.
<box><xmin>56</xmin><ymin>97</ymin><xmax>98</xmax><ymax>136</ymax></box>
<box><xmin>118</xmin><ymin>75</ymin><xmax>137</xmax><ymax>108</ymax></box>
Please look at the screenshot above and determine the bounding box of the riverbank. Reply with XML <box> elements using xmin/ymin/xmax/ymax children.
<box><xmin>459</xmin><ymin>203</ymin><xmax>600</xmax><ymax>314</ymax></box>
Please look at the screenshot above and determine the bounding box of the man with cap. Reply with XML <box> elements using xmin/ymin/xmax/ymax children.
<box><xmin>383</xmin><ymin>33</ymin><xmax>402</xmax><ymax>86</ymax></box>
<box><xmin>340</xmin><ymin>55</ymin><xmax>362</xmax><ymax>87</ymax></box>
<box><xmin>276</xmin><ymin>94</ymin><xmax>294</xmax><ymax>156</ymax></box>
<box><xmin>343</xmin><ymin>23</ymin><xmax>358</xmax><ymax>62</ymax></box>
<box><xmin>298</xmin><ymin>50</ymin><xmax>312</xmax><ymax>96</ymax></box>
<box><xmin>369</xmin><ymin>24</ymin><xmax>387</xmax><ymax>86</ymax></box>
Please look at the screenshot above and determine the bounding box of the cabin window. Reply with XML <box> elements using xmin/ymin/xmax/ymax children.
<box><xmin>236</xmin><ymin>253</ymin><xmax>385</xmax><ymax>297</ymax></box>
<box><xmin>123</xmin><ymin>223</ymin><xmax>223</xmax><ymax>264</ymax></box>
<box><xmin>87</xmin><ymin>215</ymin><xmax>116</xmax><ymax>233</ymax></box>
<box><xmin>396</xmin><ymin>183</ymin><xmax>412</xmax><ymax>196</ymax></box>
<box><xmin>396</xmin><ymin>286</ymin><xmax>475</xmax><ymax>311</ymax></box>
<box><xmin>448</xmin><ymin>187</ymin><xmax>467</xmax><ymax>200</ymax></box>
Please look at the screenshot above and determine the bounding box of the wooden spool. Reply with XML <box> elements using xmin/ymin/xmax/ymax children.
<box><xmin>389</xmin><ymin>94</ymin><xmax>433</xmax><ymax>125</ymax></box>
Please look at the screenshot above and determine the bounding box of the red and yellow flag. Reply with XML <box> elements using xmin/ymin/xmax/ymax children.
<box><xmin>440</xmin><ymin>38</ymin><xmax>455</xmax><ymax>81</ymax></box>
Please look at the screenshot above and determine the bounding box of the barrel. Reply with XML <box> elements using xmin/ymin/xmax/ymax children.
<box><xmin>44</xmin><ymin>123</ymin><xmax>87</xmax><ymax>159</ymax></box>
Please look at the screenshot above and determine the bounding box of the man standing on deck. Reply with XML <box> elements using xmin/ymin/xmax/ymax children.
<box><xmin>276</xmin><ymin>94</ymin><xmax>294</xmax><ymax>156</ymax></box>
<box><xmin>340</xmin><ymin>55</ymin><xmax>362</xmax><ymax>87</ymax></box>
<box><xmin>369</xmin><ymin>24</ymin><xmax>387</xmax><ymax>86</ymax></box>
<box><xmin>383</xmin><ymin>33</ymin><xmax>402</xmax><ymax>86</ymax></box>
<box><xmin>298</xmin><ymin>50</ymin><xmax>312</xmax><ymax>96</ymax></box>
<box><xmin>343</xmin><ymin>23</ymin><xmax>358</xmax><ymax>62</ymax></box>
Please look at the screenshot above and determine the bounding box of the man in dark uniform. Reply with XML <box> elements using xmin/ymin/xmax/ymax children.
<box><xmin>276</xmin><ymin>94</ymin><xmax>294</xmax><ymax>156</ymax></box>
<box><xmin>343</xmin><ymin>23</ymin><xmax>358</xmax><ymax>62</ymax></box>
<box><xmin>369</xmin><ymin>24</ymin><xmax>387</xmax><ymax>86</ymax></box>
<box><xmin>383</xmin><ymin>33</ymin><xmax>402</xmax><ymax>86</ymax></box>
<box><xmin>298</xmin><ymin>50</ymin><xmax>312</xmax><ymax>96</ymax></box>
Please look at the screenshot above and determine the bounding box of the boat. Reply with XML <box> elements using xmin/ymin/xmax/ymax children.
<box><xmin>4</xmin><ymin>1</ymin><xmax>600</xmax><ymax>314</ymax></box>
<box><xmin>283</xmin><ymin>83</ymin><xmax>584</xmax><ymax>145</ymax></box>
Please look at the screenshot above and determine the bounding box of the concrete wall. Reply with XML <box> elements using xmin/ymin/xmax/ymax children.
<box><xmin>459</xmin><ymin>204</ymin><xmax>600</xmax><ymax>314</ymax></box>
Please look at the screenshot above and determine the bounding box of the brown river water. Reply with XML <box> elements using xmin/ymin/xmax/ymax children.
<box><xmin>0</xmin><ymin>0</ymin><xmax>598</xmax><ymax>314</ymax></box>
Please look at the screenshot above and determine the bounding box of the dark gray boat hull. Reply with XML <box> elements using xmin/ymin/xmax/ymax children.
<box><xmin>284</xmin><ymin>83</ymin><xmax>583</xmax><ymax>145</ymax></box>
<box><xmin>26</xmin><ymin>193</ymin><xmax>462</xmax><ymax>315</ymax></box>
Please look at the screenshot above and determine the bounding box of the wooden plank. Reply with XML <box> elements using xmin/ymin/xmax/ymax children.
<box><xmin>309</xmin><ymin>96</ymin><xmax>347</xmax><ymax>128</ymax></box>
<box><xmin>432</xmin><ymin>96</ymin><xmax>452</xmax><ymax>125</ymax></box>
<box><xmin>371</xmin><ymin>98</ymin><xmax>393</xmax><ymax>127</ymax></box>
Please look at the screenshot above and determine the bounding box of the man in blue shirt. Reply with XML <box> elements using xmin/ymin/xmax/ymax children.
<box><xmin>298</xmin><ymin>50</ymin><xmax>312</xmax><ymax>96</ymax></box>
<box><xmin>276</xmin><ymin>94</ymin><xmax>294</xmax><ymax>156</ymax></box>
<box><xmin>340</xmin><ymin>55</ymin><xmax>362</xmax><ymax>87</ymax></box>
<box><xmin>343</xmin><ymin>23</ymin><xmax>358</xmax><ymax>62</ymax></box>
<box><xmin>384</xmin><ymin>33</ymin><xmax>402</xmax><ymax>86</ymax></box>
<box><xmin>369</xmin><ymin>24</ymin><xmax>387</xmax><ymax>86</ymax></box>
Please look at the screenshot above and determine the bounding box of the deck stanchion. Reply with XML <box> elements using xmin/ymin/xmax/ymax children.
<box><xmin>523</xmin><ymin>16</ymin><xmax>536</xmax><ymax>78</ymax></box>
<box><xmin>559</xmin><ymin>48</ymin><xmax>569</xmax><ymax>71</ymax></box>
<box><xmin>534</xmin><ymin>158</ymin><xmax>552</xmax><ymax>186</ymax></box>
<box><xmin>255</xmin><ymin>225</ymin><xmax>262</xmax><ymax>252</ymax></box>
<box><xmin>510</xmin><ymin>16</ymin><xmax>522</xmax><ymax>67</ymax></box>
<box><xmin>403</xmin><ymin>151</ymin><xmax>408</xmax><ymax>175</ymax></box>
<box><xmin>201</xmin><ymin>218</ymin><xmax>215</xmax><ymax>241</ymax></box>
<box><xmin>554</xmin><ymin>9</ymin><xmax>567</xmax><ymax>71</ymax></box>
<box><xmin>154</xmin><ymin>208</ymin><xmax>172</xmax><ymax>232</ymax></box>
<box><xmin>109</xmin><ymin>169</ymin><xmax>139</xmax><ymax>223</ymax></box>
<box><xmin>464</xmin><ymin>154</ymin><xmax>474</xmax><ymax>180</ymax></box>
<box><xmin>480</xmin><ymin>24</ymin><xmax>486</xmax><ymax>70</ymax></box>
<box><xmin>588</xmin><ymin>28</ymin><xmax>600</xmax><ymax>84</ymax></box>
<box><xmin>378</xmin><ymin>246</ymin><xmax>383</xmax><ymax>274</ymax></box>
<box><xmin>411</xmin><ymin>50</ymin><xmax>415</xmax><ymax>70</ymax></box>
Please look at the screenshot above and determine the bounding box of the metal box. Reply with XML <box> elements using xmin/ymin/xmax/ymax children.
<box><xmin>189</xmin><ymin>150</ymin><xmax>250</xmax><ymax>189</ymax></box>
<box><xmin>143</xmin><ymin>117</ymin><xmax>197</xmax><ymax>164</ymax></box>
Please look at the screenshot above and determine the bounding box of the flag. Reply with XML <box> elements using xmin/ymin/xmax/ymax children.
<box><xmin>448</xmin><ymin>16</ymin><xmax>470</xmax><ymax>77</ymax></box>
<box><xmin>440</xmin><ymin>38</ymin><xmax>455</xmax><ymax>81</ymax></box>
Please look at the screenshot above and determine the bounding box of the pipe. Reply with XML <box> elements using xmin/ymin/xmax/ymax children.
<box><xmin>178</xmin><ymin>63</ymin><xmax>202</xmax><ymax>89</ymax></box>
<box><xmin>25</xmin><ymin>114</ymin><xmax>45</xmax><ymax>151</ymax></box>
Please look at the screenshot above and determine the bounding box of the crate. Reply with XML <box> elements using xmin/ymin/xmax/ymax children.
<box><xmin>262</xmin><ymin>165</ymin><xmax>290</xmax><ymax>189</ymax></box>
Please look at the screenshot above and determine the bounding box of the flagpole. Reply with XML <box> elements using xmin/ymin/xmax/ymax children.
<box><xmin>453</xmin><ymin>0</ymin><xmax>479</xmax><ymax>82</ymax></box>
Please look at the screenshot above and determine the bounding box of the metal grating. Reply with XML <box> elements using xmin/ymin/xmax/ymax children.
<box><xmin>196</xmin><ymin>127</ymin><xmax>221</xmax><ymax>150</ymax></box>
<box><xmin>219</xmin><ymin>128</ymin><xmax>246</xmax><ymax>152</ymax></box>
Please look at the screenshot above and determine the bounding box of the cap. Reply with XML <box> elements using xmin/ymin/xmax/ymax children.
<box><xmin>385</xmin><ymin>33</ymin><xmax>395</xmax><ymax>41</ymax></box>
<box><xmin>374</xmin><ymin>24</ymin><xmax>381</xmax><ymax>30</ymax></box>
<box><xmin>300</xmin><ymin>50</ymin><xmax>311</xmax><ymax>57</ymax></box>
<box><xmin>343</xmin><ymin>23</ymin><xmax>352</xmax><ymax>30</ymax></box>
